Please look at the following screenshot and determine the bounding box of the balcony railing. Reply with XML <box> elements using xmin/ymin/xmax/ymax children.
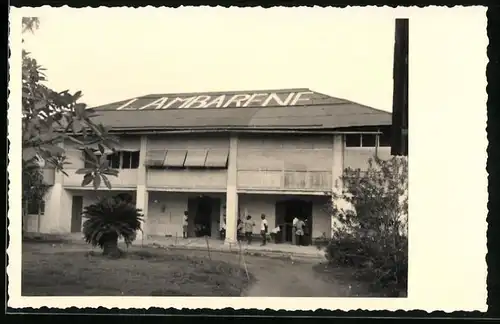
<box><xmin>147</xmin><ymin>169</ymin><xmax>227</xmax><ymax>191</ymax></box>
<box><xmin>237</xmin><ymin>169</ymin><xmax>332</xmax><ymax>191</ymax></box>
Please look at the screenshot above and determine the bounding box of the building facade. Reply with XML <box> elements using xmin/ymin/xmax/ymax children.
<box><xmin>24</xmin><ymin>88</ymin><xmax>392</xmax><ymax>245</ymax></box>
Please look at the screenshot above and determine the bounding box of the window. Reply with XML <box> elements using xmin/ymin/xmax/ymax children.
<box><xmin>379</xmin><ymin>130</ymin><xmax>391</xmax><ymax>147</ymax></box>
<box><xmin>107</xmin><ymin>153</ymin><xmax>121</xmax><ymax>169</ymax></box>
<box><xmin>27</xmin><ymin>199</ymin><xmax>45</xmax><ymax>215</ymax></box>
<box><xmin>122</xmin><ymin>151</ymin><xmax>140</xmax><ymax>169</ymax></box>
<box><xmin>116</xmin><ymin>193</ymin><xmax>134</xmax><ymax>203</ymax></box>
<box><xmin>82</xmin><ymin>149</ymin><xmax>140</xmax><ymax>169</ymax></box>
<box><xmin>82</xmin><ymin>151</ymin><xmax>95</xmax><ymax>169</ymax></box>
<box><xmin>345</xmin><ymin>134</ymin><xmax>361</xmax><ymax>147</ymax></box>
<box><xmin>345</xmin><ymin>134</ymin><xmax>381</xmax><ymax>147</ymax></box>
<box><xmin>103</xmin><ymin>151</ymin><xmax>140</xmax><ymax>169</ymax></box>
<box><xmin>362</xmin><ymin>134</ymin><xmax>376</xmax><ymax>147</ymax></box>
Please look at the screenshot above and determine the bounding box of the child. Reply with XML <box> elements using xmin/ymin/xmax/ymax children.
<box><xmin>244</xmin><ymin>215</ymin><xmax>255</xmax><ymax>244</ymax></box>
<box><xmin>182</xmin><ymin>211</ymin><xmax>188</xmax><ymax>238</ymax></box>
<box><xmin>260</xmin><ymin>214</ymin><xmax>268</xmax><ymax>246</ymax></box>
<box><xmin>270</xmin><ymin>226</ymin><xmax>281</xmax><ymax>243</ymax></box>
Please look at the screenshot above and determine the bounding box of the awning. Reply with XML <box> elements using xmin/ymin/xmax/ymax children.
<box><xmin>204</xmin><ymin>149</ymin><xmax>229</xmax><ymax>168</ymax></box>
<box><xmin>183</xmin><ymin>149</ymin><xmax>207</xmax><ymax>167</ymax></box>
<box><xmin>145</xmin><ymin>150</ymin><xmax>167</xmax><ymax>167</ymax></box>
<box><xmin>163</xmin><ymin>149</ymin><xmax>187</xmax><ymax>167</ymax></box>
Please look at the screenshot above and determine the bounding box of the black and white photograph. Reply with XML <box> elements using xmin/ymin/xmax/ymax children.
<box><xmin>8</xmin><ymin>6</ymin><xmax>487</xmax><ymax>312</ymax></box>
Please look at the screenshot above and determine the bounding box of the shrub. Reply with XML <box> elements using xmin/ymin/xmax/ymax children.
<box><xmin>82</xmin><ymin>195</ymin><xmax>143</xmax><ymax>258</ymax></box>
<box><xmin>22</xmin><ymin>158</ymin><xmax>50</xmax><ymax>235</ymax></box>
<box><xmin>325</xmin><ymin>156</ymin><xmax>408</xmax><ymax>296</ymax></box>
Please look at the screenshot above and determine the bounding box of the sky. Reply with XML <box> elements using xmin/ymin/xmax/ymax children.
<box><xmin>20</xmin><ymin>7</ymin><xmax>487</xmax><ymax>113</ymax></box>
<box><xmin>22</xmin><ymin>7</ymin><xmax>401</xmax><ymax>111</ymax></box>
<box><xmin>10</xmin><ymin>7</ymin><xmax>489</xmax><ymax>311</ymax></box>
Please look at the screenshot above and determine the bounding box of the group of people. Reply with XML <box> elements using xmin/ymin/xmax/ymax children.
<box><xmin>182</xmin><ymin>210</ymin><xmax>308</xmax><ymax>247</ymax></box>
<box><xmin>219</xmin><ymin>214</ymin><xmax>273</xmax><ymax>246</ymax></box>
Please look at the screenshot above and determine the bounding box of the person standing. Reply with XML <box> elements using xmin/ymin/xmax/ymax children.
<box><xmin>182</xmin><ymin>211</ymin><xmax>189</xmax><ymax>239</ymax></box>
<box><xmin>243</xmin><ymin>215</ymin><xmax>255</xmax><ymax>244</ymax></box>
<box><xmin>292</xmin><ymin>216</ymin><xmax>299</xmax><ymax>245</ymax></box>
<box><xmin>295</xmin><ymin>218</ymin><xmax>305</xmax><ymax>246</ymax></box>
<box><xmin>303</xmin><ymin>218</ymin><xmax>310</xmax><ymax>246</ymax></box>
<box><xmin>220</xmin><ymin>217</ymin><xmax>227</xmax><ymax>240</ymax></box>
<box><xmin>260</xmin><ymin>214</ymin><xmax>269</xmax><ymax>246</ymax></box>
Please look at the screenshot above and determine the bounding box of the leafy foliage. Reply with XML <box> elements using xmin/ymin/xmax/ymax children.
<box><xmin>22</xmin><ymin>158</ymin><xmax>50</xmax><ymax>205</ymax></box>
<box><xmin>325</xmin><ymin>156</ymin><xmax>408</xmax><ymax>296</ymax></box>
<box><xmin>82</xmin><ymin>195</ymin><xmax>143</xmax><ymax>254</ymax></box>
<box><xmin>22</xmin><ymin>158</ymin><xmax>50</xmax><ymax>233</ymax></box>
<box><xmin>21</xmin><ymin>17</ymin><xmax>120</xmax><ymax>191</ymax></box>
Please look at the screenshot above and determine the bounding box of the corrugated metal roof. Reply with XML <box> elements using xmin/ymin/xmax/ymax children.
<box><xmin>89</xmin><ymin>88</ymin><xmax>391</xmax><ymax>131</ymax></box>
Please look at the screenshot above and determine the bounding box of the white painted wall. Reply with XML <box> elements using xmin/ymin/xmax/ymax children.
<box><xmin>36</xmin><ymin>185</ymin><xmax>72</xmax><ymax>234</ymax></box>
<box><xmin>147</xmin><ymin>192</ymin><xmax>188</xmax><ymax>237</ymax></box>
<box><xmin>146</xmin><ymin>191</ymin><xmax>225</xmax><ymax>238</ymax></box>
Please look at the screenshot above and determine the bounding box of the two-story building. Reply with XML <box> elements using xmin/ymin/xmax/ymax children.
<box><xmin>24</xmin><ymin>88</ymin><xmax>392</xmax><ymax>245</ymax></box>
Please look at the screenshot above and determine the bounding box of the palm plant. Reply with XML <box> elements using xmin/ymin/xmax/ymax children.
<box><xmin>82</xmin><ymin>195</ymin><xmax>143</xmax><ymax>258</ymax></box>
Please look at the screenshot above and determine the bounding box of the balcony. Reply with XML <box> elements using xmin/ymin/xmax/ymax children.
<box><xmin>343</xmin><ymin>147</ymin><xmax>392</xmax><ymax>170</ymax></box>
<box><xmin>237</xmin><ymin>170</ymin><xmax>332</xmax><ymax>192</ymax></box>
<box><xmin>63</xmin><ymin>169</ymin><xmax>138</xmax><ymax>189</ymax></box>
<box><xmin>147</xmin><ymin>169</ymin><xmax>227</xmax><ymax>191</ymax></box>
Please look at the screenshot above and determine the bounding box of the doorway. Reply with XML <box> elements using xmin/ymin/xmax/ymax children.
<box><xmin>275</xmin><ymin>198</ymin><xmax>313</xmax><ymax>244</ymax></box>
<box><xmin>188</xmin><ymin>196</ymin><xmax>221</xmax><ymax>237</ymax></box>
<box><xmin>71</xmin><ymin>196</ymin><xmax>83</xmax><ymax>233</ymax></box>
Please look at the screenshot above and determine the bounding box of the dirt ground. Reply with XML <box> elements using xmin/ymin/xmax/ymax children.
<box><xmin>21</xmin><ymin>242</ymin><xmax>377</xmax><ymax>297</ymax></box>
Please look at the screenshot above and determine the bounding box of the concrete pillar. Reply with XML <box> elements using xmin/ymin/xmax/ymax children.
<box><xmin>225</xmin><ymin>134</ymin><xmax>238</xmax><ymax>244</ymax></box>
<box><xmin>136</xmin><ymin>135</ymin><xmax>148</xmax><ymax>240</ymax></box>
<box><xmin>135</xmin><ymin>185</ymin><xmax>148</xmax><ymax>240</ymax></box>
<box><xmin>331</xmin><ymin>134</ymin><xmax>344</xmax><ymax>237</ymax></box>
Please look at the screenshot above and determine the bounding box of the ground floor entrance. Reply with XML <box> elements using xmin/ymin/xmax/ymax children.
<box><xmin>275</xmin><ymin>199</ymin><xmax>313</xmax><ymax>245</ymax></box>
<box><xmin>70</xmin><ymin>196</ymin><xmax>83</xmax><ymax>233</ymax></box>
<box><xmin>187</xmin><ymin>195</ymin><xmax>222</xmax><ymax>238</ymax></box>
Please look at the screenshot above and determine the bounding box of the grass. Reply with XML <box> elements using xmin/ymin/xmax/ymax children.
<box><xmin>312</xmin><ymin>262</ymin><xmax>407</xmax><ymax>297</ymax></box>
<box><xmin>22</xmin><ymin>243</ymin><xmax>254</xmax><ymax>296</ymax></box>
<box><xmin>22</xmin><ymin>232</ymin><xmax>71</xmax><ymax>244</ymax></box>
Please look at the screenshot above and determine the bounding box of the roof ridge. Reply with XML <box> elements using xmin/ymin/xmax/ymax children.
<box><xmin>143</xmin><ymin>88</ymin><xmax>311</xmax><ymax>98</ymax></box>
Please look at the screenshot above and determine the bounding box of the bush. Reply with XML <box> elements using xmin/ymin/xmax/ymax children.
<box><xmin>325</xmin><ymin>156</ymin><xmax>408</xmax><ymax>296</ymax></box>
<box><xmin>82</xmin><ymin>195</ymin><xmax>143</xmax><ymax>258</ymax></box>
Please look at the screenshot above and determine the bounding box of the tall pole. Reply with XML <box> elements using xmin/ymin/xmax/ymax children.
<box><xmin>391</xmin><ymin>18</ymin><xmax>409</xmax><ymax>156</ymax></box>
